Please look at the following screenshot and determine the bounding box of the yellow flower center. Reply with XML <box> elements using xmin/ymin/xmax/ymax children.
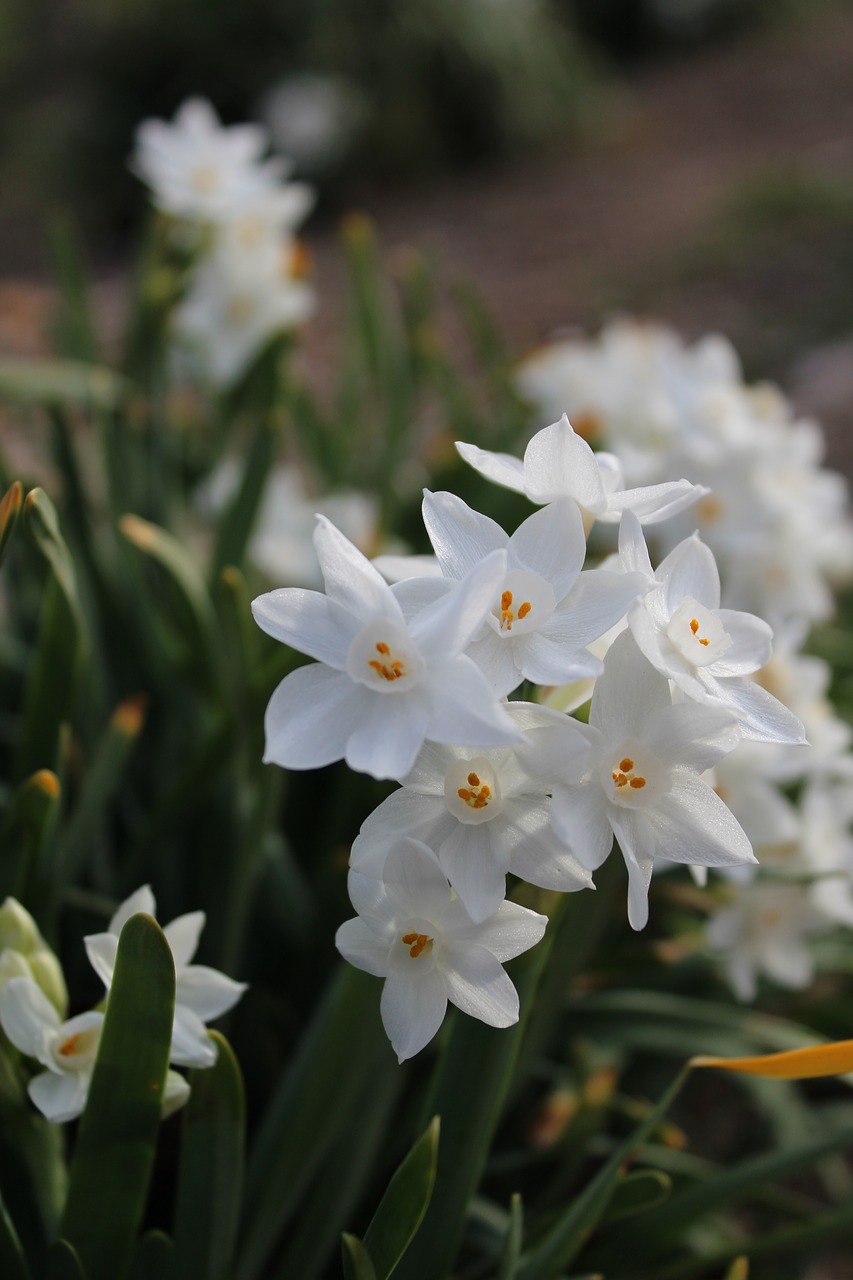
<box><xmin>401</xmin><ymin>931</ymin><xmax>434</xmax><ymax>959</ymax></box>
<box><xmin>457</xmin><ymin>771</ymin><xmax>492</xmax><ymax>810</ymax></box>
<box><xmin>500</xmin><ymin>589</ymin><xmax>532</xmax><ymax>632</ymax></box>
<box><xmin>368</xmin><ymin>641</ymin><xmax>407</xmax><ymax>682</ymax></box>
<box><xmin>689</xmin><ymin>618</ymin><xmax>710</xmax><ymax>647</ymax></box>
<box><xmin>612</xmin><ymin>756</ymin><xmax>647</xmax><ymax>791</ymax></box>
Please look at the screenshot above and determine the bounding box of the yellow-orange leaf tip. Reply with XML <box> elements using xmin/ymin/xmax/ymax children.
<box><xmin>112</xmin><ymin>694</ymin><xmax>148</xmax><ymax>736</ymax></box>
<box><xmin>690</xmin><ymin>1039</ymin><xmax>853</xmax><ymax>1080</ymax></box>
<box><xmin>118</xmin><ymin>514</ymin><xmax>158</xmax><ymax>550</ymax></box>
<box><xmin>31</xmin><ymin>770</ymin><xmax>60</xmax><ymax>798</ymax></box>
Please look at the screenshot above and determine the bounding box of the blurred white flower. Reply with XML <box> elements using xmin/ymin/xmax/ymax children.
<box><xmin>0</xmin><ymin>977</ymin><xmax>103</xmax><ymax>1123</ymax></box>
<box><xmin>707</xmin><ymin>882</ymin><xmax>828</xmax><ymax>1001</ymax></box>
<box><xmin>336</xmin><ymin>838</ymin><xmax>548</xmax><ymax>1061</ymax></box>
<box><xmin>261</xmin><ymin>73</ymin><xmax>368</xmax><ymax>175</ymax></box>
<box><xmin>84</xmin><ymin>886</ymin><xmax>247</xmax><ymax>1069</ymax></box>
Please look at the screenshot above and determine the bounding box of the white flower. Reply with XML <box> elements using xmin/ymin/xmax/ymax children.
<box><xmin>707</xmin><ymin>882</ymin><xmax>828</xmax><ymax>1001</ymax></box>
<box><xmin>419</xmin><ymin>491</ymin><xmax>646</xmax><ymax>696</ymax></box>
<box><xmin>252</xmin><ymin>517</ymin><xmax>523</xmax><ymax>781</ymax></box>
<box><xmin>456</xmin><ymin>414</ymin><xmax>707</xmax><ymax>526</ymax></box>
<box><xmin>336</xmin><ymin>838</ymin><xmax>548</xmax><ymax>1062</ymax></box>
<box><xmin>132</xmin><ymin>97</ymin><xmax>286</xmax><ymax>223</ymax></box>
<box><xmin>84</xmin><ymin>887</ymin><xmax>247</xmax><ymax>1069</ymax></box>
<box><xmin>351</xmin><ymin>702</ymin><xmax>593</xmax><ymax>923</ymax></box>
<box><xmin>539</xmin><ymin>631</ymin><xmax>755</xmax><ymax>929</ymax></box>
<box><xmin>626</xmin><ymin>521</ymin><xmax>806</xmax><ymax>745</ymax></box>
<box><xmin>173</xmin><ymin>241</ymin><xmax>314</xmax><ymax>386</ymax></box>
<box><xmin>0</xmin><ymin>977</ymin><xmax>103</xmax><ymax>1122</ymax></box>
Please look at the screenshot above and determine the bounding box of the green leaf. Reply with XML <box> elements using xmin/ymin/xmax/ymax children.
<box><xmin>45</xmin><ymin>1239</ymin><xmax>87</xmax><ymax>1280</ymax></box>
<box><xmin>130</xmin><ymin>1231</ymin><xmax>174</xmax><ymax>1280</ymax></box>
<box><xmin>0</xmin><ymin>1190</ymin><xmax>31</xmax><ymax>1280</ymax></box>
<box><xmin>601</xmin><ymin>1170</ymin><xmax>672</xmax><ymax>1223</ymax></box>
<box><xmin>238</xmin><ymin>965</ymin><xmax>390</xmax><ymax>1280</ymax></box>
<box><xmin>518</xmin><ymin>1069</ymin><xmax>691</xmax><ymax>1280</ymax></box>
<box><xmin>60</xmin><ymin>914</ymin><xmax>175</xmax><ymax>1280</ymax></box>
<box><xmin>47</xmin><ymin>217</ymin><xmax>99</xmax><ymax>363</ymax></box>
<box><xmin>171</xmin><ymin>1033</ymin><xmax>245</xmax><ymax>1280</ymax></box>
<box><xmin>498</xmin><ymin>1194</ymin><xmax>524</xmax><ymax>1280</ymax></box>
<box><xmin>0</xmin><ymin>1050</ymin><xmax>66</xmax><ymax>1269</ymax></box>
<box><xmin>0</xmin><ymin>480</ymin><xmax>23</xmax><ymax>567</ymax></box>
<box><xmin>0</xmin><ymin>359</ymin><xmax>127</xmax><ymax>411</ymax></box>
<box><xmin>341</xmin><ymin>1234</ymin><xmax>378</xmax><ymax>1280</ymax></box>
<box><xmin>0</xmin><ymin>769</ymin><xmax>61</xmax><ymax>907</ymax></box>
<box><xmin>209</xmin><ymin>419</ymin><xmax>280</xmax><ymax>580</ymax></box>
<box><xmin>362</xmin><ymin>1116</ymin><xmax>440</xmax><ymax>1280</ymax></box>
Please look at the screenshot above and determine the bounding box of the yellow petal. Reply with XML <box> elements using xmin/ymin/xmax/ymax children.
<box><xmin>690</xmin><ymin>1039</ymin><xmax>853</xmax><ymax>1080</ymax></box>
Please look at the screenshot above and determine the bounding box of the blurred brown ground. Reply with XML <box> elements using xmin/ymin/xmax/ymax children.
<box><xmin>1</xmin><ymin>4</ymin><xmax>852</xmax><ymax>471</ymax></box>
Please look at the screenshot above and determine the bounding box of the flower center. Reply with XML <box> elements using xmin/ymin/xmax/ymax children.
<box><xmin>51</xmin><ymin>1022</ymin><xmax>102</xmax><ymax>1073</ymax></box>
<box><xmin>226</xmin><ymin>294</ymin><xmax>256</xmax><ymax>326</ymax></box>
<box><xmin>611</xmin><ymin>755</ymin><xmax>647</xmax><ymax>791</ymax></box>
<box><xmin>191</xmin><ymin>164</ymin><xmax>220</xmax><ymax>194</ymax></box>
<box><xmin>488</xmin><ymin>569</ymin><xmax>556</xmax><ymax>639</ymax></box>
<box><xmin>604</xmin><ymin>740</ymin><xmax>663</xmax><ymax>808</ymax></box>
<box><xmin>401</xmin><ymin>931</ymin><xmax>434</xmax><ymax>959</ymax></box>
<box><xmin>444</xmin><ymin>756</ymin><xmax>503</xmax><ymax>825</ymax></box>
<box><xmin>666</xmin><ymin>598</ymin><xmax>732</xmax><ymax>667</ymax></box>
<box><xmin>347</xmin><ymin>617</ymin><xmax>426</xmax><ymax>693</ymax></box>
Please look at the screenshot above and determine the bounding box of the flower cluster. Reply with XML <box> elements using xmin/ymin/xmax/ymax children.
<box><xmin>516</xmin><ymin>320</ymin><xmax>853</xmax><ymax>998</ymax></box>
<box><xmin>0</xmin><ymin>890</ymin><xmax>246</xmax><ymax>1123</ymax></box>
<box><xmin>254</xmin><ymin>411</ymin><xmax>810</xmax><ymax>1058</ymax></box>
<box><xmin>133</xmin><ymin>97</ymin><xmax>314</xmax><ymax>385</ymax></box>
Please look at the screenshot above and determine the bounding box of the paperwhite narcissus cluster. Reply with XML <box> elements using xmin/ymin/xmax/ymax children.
<box><xmin>253</xmin><ymin>408</ymin><xmax>823</xmax><ymax>1059</ymax></box>
<box><xmin>0</xmin><ymin>889</ymin><xmax>246</xmax><ymax>1123</ymax></box>
<box><xmin>513</xmin><ymin>322</ymin><xmax>853</xmax><ymax>1000</ymax></box>
<box><xmin>132</xmin><ymin>97</ymin><xmax>314</xmax><ymax>386</ymax></box>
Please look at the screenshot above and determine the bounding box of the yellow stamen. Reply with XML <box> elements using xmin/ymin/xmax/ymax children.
<box><xmin>58</xmin><ymin>1033</ymin><xmax>81</xmax><ymax>1057</ymax></box>
<box><xmin>620</xmin><ymin>757</ymin><xmax>634</xmax><ymax>772</ymax></box>
<box><xmin>401</xmin><ymin>931</ymin><xmax>433</xmax><ymax>958</ymax></box>
<box><xmin>690</xmin><ymin>618</ymin><xmax>710</xmax><ymax>646</ymax></box>
<box><xmin>517</xmin><ymin>601</ymin><xmax>532</xmax><ymax>620</ymax></box>
<box><xmin>613</xmin><ymin>757</ymin><xmax>647</xmax><ymax>791</ymax></box>
<box><xmin>369</xmin><ymin>641</ymin><xmax>407</xmax><ymax>681</ymax></box>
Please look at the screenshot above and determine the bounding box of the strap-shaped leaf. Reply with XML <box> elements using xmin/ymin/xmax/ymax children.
<box><xmin>601</xmin><ymin>1170</ymin><xmax>672</xmax><ymax>1223</ymax></box>
<box><xmin>130</xmin><ymin>1230</ymin><xmax>174</xmax><ymax>1280</ymax></box>
<box><xmin>0</xmin><ymin>360</ymin><xmax>126</xmax><ymax>411</ymax></box>
<box><xmin>171</xmin><ymin>1033</ymin><xmax>245</xmax><ymax>1280</ymax></box>
<box><xmin>0</xmin><ymin>770</ymin><xmax>60</xmax><ymax>906</ymax></box>
<box><xmin>209</xmin><ymin>419</ymin><xmax>280</xmax><ymax>579</ymax></box>
<box><xmin>45</xmin><ymin>1239</ymin><xmax>86</xmax><ymax>1280</ymax></box>
<box><xmin>498</xmin><ymin>1194</ymin><xmax>524</xmax><ymax>1280</ymax></box>
<box><xmin>362</xmin><ymin>1116</ymin><xmax>439</xmax><ymax>1280</ymax></box>
<box><xmin>341</xmin><ymin>1234</ymin><xmax>378</xmax><ymax>1280</ymax></box>
<box><xmin>60</xmin><ymin>914</ymin><xmax>175</xmax><ymax>1280</ymax></box>
<box><xmin>0</xmin><ymin>1190</ymin><xmax>31</xmax><ymax>1280</ymax></box>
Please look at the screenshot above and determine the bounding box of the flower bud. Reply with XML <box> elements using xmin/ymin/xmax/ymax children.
<box><xmin>27</xmin><ymin>950</ymin><xmax>68</xmax><ymax>1017</ymax></box>
<box><xmin>0</xmin><ymin>898</ymin><xmax>41</xmax><ymax>955</ymax></box>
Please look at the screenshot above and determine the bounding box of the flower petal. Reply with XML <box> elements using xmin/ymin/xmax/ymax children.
<box><xmin>314</xmin><ymin>515</ymin><xmax>402</xmax><ymax>624</ymax></box>
<box><xmin>163</xmin><ymin>912</ymin><xmax>205</xmax><ymax>970</ymax></box>
<box><xmin>109</xmin><ymin>886</ymin><xmax>156</xmax><ymax>935</ymax></box>
<box><xmin>263</xmin><ymin>665</ymin><xmax>369</xmax><ymax>770</ymax></box>
<box><xmin>84</xmin><ymin>932</ymin><xmax>119</xmax><ymax>991</ymax></box>
<box><xmin>351</xmin><ymin>791</ymin><xmax>451</xmax><ymax>874</ymax></box>
<box><xmin>176</xmin><ymin>965</ymin><xmax>247</xmax><ymax>1020</ymax></box>
<box><xmin>600</xmin><ymin>479</ymin><xmax>709</xmax><ymax>525</ymax></box>
<box><xmin>422</xmin><ymin>490</ymin><xmax>507</xmax><ymax>579</ymax></box>
<box><xmin>549</xmin><ymin>782</ymin><xmax>614</xmax><ymax>870</ymax></box>
<box><xmin>450</xmin><ymin>899</ymin><xmax>548</xmax><ymax>961</ymax></box>
<box><xmin>709</xmin><ymin>610</ymin><xmax>773</xmax><ymax>676</ymax></box>
<box><xmin>251</xmin><ymin>588</ymin><xmax>358</xmax><ymax>669</ymax></box>
<box><xmin>455</xmin><ymin>442</ymin><xmax>528</xmax><ymax>495</ymax></box>
<box><xmin>381</xmin><ymin>969</ymin><xmax>448</xmax><ymax>1062</ymax></box>
<box><xmin>438</xmin><ymin>822</ymin><xmax>507</xmax><ymax>924</ymax></box>
<box><xmin>441</xmin><ymin>942</ymin><xmax>519</xmax><ymax>1027</ymax></box>
<box><xmin>704</xmin><ymin>676</ymin><xmax>807</xmax><ymax>745</ymax></box>
<box><xmin>170</xmin><ymin>1005</ymin><xmax>218</xmax><ymax>1068</ymax></box>
<box><xmin>0</xmin><ymin>977</ymin><xmax>59</xmax><ymax>1061</ymax></box>
<box><xmin>509</xmin><ymin>499</ymin><xmax>586</xmax><ymax>599</ymax></box>
<box><xmin>335</xmin><ymin>917</ymin><xmax>392</xmax><ymax>977</ymax></box>
<box><xmin>425</xmin><ymin>656</ymin><xmax>522</xmax><ymax>748</ymax></box>
<box><xmin>344</xmin><ymin>693</ymin><xmax>431</xmax><ymax>780</ymax></box>
<box><xmin>650</xmin><ymin>773</ymin><xmax>756</xmax><ymax>868</ymax></box>
<box><xmin>381</xmin><ymin>839</ymin><xmax>453</xmax><ymax>921</ymax></box>
<box><xmin>658</xmin><ymin>535</ymin><xmax>721</xmax><ymax>613</ymax></box>
<box><xmin>410</xmin><ymin>550</ymin><xmax>507</xmax><ymax>659</ymax></box>
<box><xmin>589</xmin><ymin>630</ymin><xmax>671</xmax><ymax>744</ymax></box>
<box><xmin>523</xmin><ymin>415</ymin><xmax>606</xmax><ymax>509</ymax></box>
<box><xmin>28</xmin><ymin>1069</ymin><xmax>91</xmax><ymax>1123</ymax></box>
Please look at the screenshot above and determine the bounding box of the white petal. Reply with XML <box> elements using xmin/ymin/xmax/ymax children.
<box><xmin>351</xmin><ymin>791</ymin><xmax>449</xmax><ymax>873</ymax></box>
<box><xmin>554</xmin><ymin>570</ymin><xmax>647</xmax><ymax>647</ymax></box>
<box><xmin>391</xmin><ymin>577</ymin><xmax>451</xmax><ymax>622</ymax></box>
<box><xmin>513</xmin><ymin>629</ymin><xmax>603</xmax><ymax>688</ymax></box>
<box><xmin>422</xmin><ymin>490</ymin><xmax>507</xmax><ymax>579</ymax></box>
<box><xmin>314</xmin><ymin>516</ymin><xmax>402</xmax><ymax>624</ymax></box>
<box><xmin>523</xmin><ymin>416</ymin><xmax>606</xmax><ymax>509</ymax></box>
<box><xmin>650</xmin><ymin>774</ymin><xmax>756</xmax><ymax>868</ymax></box>
<box><xmin>589</xmin><ymin>630</ymin><xmax>671</xmax><ymax>744</ymax></box>
<box><xmin>426</xmin><ymin>656</ymin><xmax>522</xmax><ymax>747</ymax></box>
<box><xmin>109</xmin><ymin>886</ymin><xmax>156</xmax><ymax>935</ymax></box>
<box><xmin>410</xmin><ymin>550</ymin><xmax>507</xmax><ymax>659</ymax></box>
<box><xmin>450</xmin><ymin>899</ymin><xmax>548</xmax><ymax>961</ymax></box>
<box><xmin>704</xmin><ymin>676</ymin><xmax>807</xmax><ymax>745</ymax></box>
<box><xmin>163</xmin><ymin>1071</ymin><xmax>192</xmax><ymax>1118</ymax></box>
<box><xmin>344</xmin><ymin>693</ymin><xmax>431</xmax><ymax>781</ymax></box>
<box><xmin>438</xmin><ymin>823</ymin><xmax>507</xmax><ymax>924</ymax></box>
<box><xmin>335</xmin><ymin>918</ymin><xmax>391</xmax><ymax>977</ymax></box>
<box><xmin>170</xmin><ymin>1006</ymin><xmax>217</xmax><ymax>1068</ymax></box>
<box><xmin>762</xmin><ymin>940</ymin><xmax>815</xmax><ymax>991</ymax></box>
<box><xmin>346</xmin><ymin>868</ymin><xmax>398</xmax><ymax>930</ymax></box>
<box><xmin>643</xmin><ymin>702</ymin><xmax>740</xmax><ymax>772</ymax></box>
<box><xmin>708</xmin><ymin>610</ymin><xmax>773</xmax><ymax>676</ymax></box>
<box><xmin>658</xmin><ymin>536</ymin><xmax>721</xmax><ymax>613</ymax></box>
<box><xmin>373</xmin><ymin>553</ymin><xmax>443</xmax><ymax>583</ymax></box>
<box><xmin>176</xmin><ymin>965</ymin><xmax>247</xmax><ymax>1020</ymax></box>
<box><xmin>263</xmin><ymin>665</ymin><xmax>369</xmax><ymax>770</ymax></box>
<box><xmin>381</xmin><ymin>839</ymin><xmax>452</xmax><ymax>922</ymax></box>
<box><xmin>84</xmin><ymin>932</ymin><xmax>119</xmax><ymax>991</ymax></box>
<box><xmin>441</xmin><ymin>942</ymin><xmax>519</xmax><ymax>1027</ymax></box>
<box><xmin>251</xmin><ymin>589</ymin><xmax>358</xmax><ymax>669</ymax></box>
<box><xmin>508</xmin><ymin>499</ymin><xmax>586</xmax><ymax>599</ymax></box>
<box><xmin>618</xmin><ymin>511</ymin><xmax>654</xmax><ymax>578</ymax></box>
<box><xmin>465</xmin><ymin>632</ymin><xmax>525</xmax><ymax>697</ymax></box>
<box><xmin>549</xmin><ymin>783</ymin><xmax>614</xmax><ymax>870</ymax></box>
<box><xmin>610</xmin><ymin>812</ymin><xmax>654</xmax><ymax>930</ymax></box>
<box><xmin>381</xmin><ymin>969</ymin><xmax>448</xmax><ymax>1062</ymax></box>
<box><xmin>0</xmin><ymin>978</ymin><xmax>58</xmax><ymax>1061</ymax></box>
<box><xmin>28</xmin><ymin>1070</ymin><xmax>91</xmax><ymax>1123</ymax></box>
<box><xmin>503</xmin><ymin>800</ymin><xmax>594</xmax><ymax>893</ymax></box>
<box><xmin>163</xmin><ymin>912</ymin><xmax>205</xmax><ymax>970</ymax></box>
<box><xmin>455</xmin><ymin>441</ymin><xmax>528</xmax><ymax>496</ymax></box>
<box><xmin>602</xmin><ymin>479</ymin><xmax>709</xmax><ymax>525</ymax></box>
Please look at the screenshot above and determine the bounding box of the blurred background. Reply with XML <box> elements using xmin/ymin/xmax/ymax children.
<box><xmin>0</xmin><ymin>0</ymin><xmax>851</xmax><ymax>460</ymax></box>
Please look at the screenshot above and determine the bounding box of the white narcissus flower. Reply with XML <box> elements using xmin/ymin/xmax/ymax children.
<box><xmin>0</xmin><ymin>977</ymin><xmax>104</xmax><ymax>1122</ymax></box>
<box><xmin>536</xmin><ymin>631</ymin><xmax>756</xmax><ymax>929</ymax></box>
<box><xmin>706</xmin><ymin>882</ymin><xmax>829</xmax><ymax>1001</ymax></box>
<box><xmin>625</xmin><ymin>518</ymin><xmax>806</xmax><ymax>745</ymax></box>
<box><xmin>456</xmin><ymin>414</ymin><xmax>707</xmax><ymax>527</ymax></box>
<box><xmin>252</xmin><ymin>517</ymin><xmax>523</xmax><ymax>782</ymax></box>
<box><xmin>84</xmin><ymin>887</ymin><xmax>247</xmax><ymax>1069</ymax></box>
<box><xmin>336</xmin><ymin>839</ymin><xmax>548</xmax><ymax>1062</ymax></box>
<box><xmin>351</xmin><ymin>702</ymin><xmax>593</xmax><ymax>923</ymax></box>
<box><xmin>132</xmin><ymin>97</ymin><xmax>286</xmax><ymax>223</ymax></box>
<box><xmin>419</xmin><ymin>491</ymin><xmax>646</xmax><ymax>696</ymax></box>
